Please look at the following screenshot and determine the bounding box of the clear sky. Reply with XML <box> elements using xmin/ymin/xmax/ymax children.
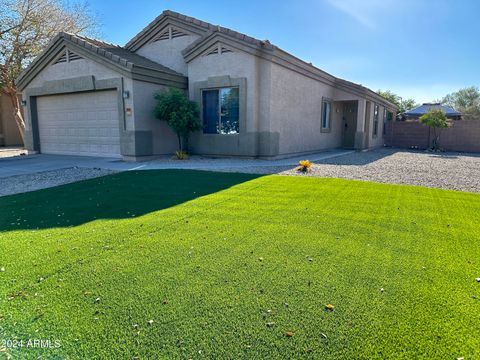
<box><xmin>90</xmin><ymin>0</ymin><xmax>479</xmax><ymax>103</ymax></box>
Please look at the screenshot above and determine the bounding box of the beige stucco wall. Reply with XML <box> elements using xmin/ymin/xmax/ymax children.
<box><xmin>135</xmin><ymin>35</ymin><xmax>200</xmax><ymax>76</ymax></box>
<box><xmin>131</xmin><ymin>80</ymin><xmax>178</xmax><ymax>154</ymax></box>
<box><xmin>186</xmin><ymin>49</ymin><xmax>274</xmax><ymax>156</ymax></box>
<box><xmin>269</xmin><ymin>63</ymin><xmax>342</xmax><ymax>155</ymax></box>
<box><xmin>23</xmin><ymin>56</ymin><xmax>134</xmax><ymax>132</ymax></box>
<box><xmin>28</xmin><ymin>58</ymin><xmax>125</xmax><ymax>87</ymax></box>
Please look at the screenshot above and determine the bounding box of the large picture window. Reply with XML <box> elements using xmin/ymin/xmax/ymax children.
<box><xmin>202</xmin><ymin>87</ymin><xmax>239</xmax><ymax>134</ymax></box>
<box><xmin>321</xmin><ymin>99</ymin><xmax>332</xmax><ymax>132</ymax></box>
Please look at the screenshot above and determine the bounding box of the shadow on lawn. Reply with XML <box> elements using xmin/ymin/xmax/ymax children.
<box><xmin>0</xmin><ymin>169</ymin><xmax>262</xmax><ymax>231</ymax></box>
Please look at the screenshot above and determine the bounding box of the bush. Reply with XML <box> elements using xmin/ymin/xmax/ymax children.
<box><xmin>296</xmin><ymin>160</ymin><xmax>313</xmax><ymax>173</ymax></box>
<box><xmin>419</xmin><ymin>109</ymin><xmax>449</xmax><ymax>151</ymax></box>
<box><xmin>174</xmin><ymin>150</ymin><xmax>189</xmax><ymax>160</ymax></box>
<box><xmin>154</xmin><ymin>88</ymin><xmax>202</xmax><ymax>152</ymax></box>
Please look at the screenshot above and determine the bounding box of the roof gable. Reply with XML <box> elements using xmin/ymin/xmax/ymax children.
<box><xmin>16</xmin><ymin>33</ymin><xmax>186</xmax><ymax>90</ymax></box>
<box><xmin>125</xmin><ymin>10</ymin><xmax>213</xmax><ymax>51</ymax></box>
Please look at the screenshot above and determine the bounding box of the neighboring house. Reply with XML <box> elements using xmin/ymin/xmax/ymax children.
<box><xmin>16</xmin><ymin>10</ymin><xmax>396</xmax><ymax>160</ymax></box>
<box><xmin>402</xmin><ymin>103</ymin><xmax>462</xmax><ymax>121</ymax></box>
<box><xmin>0</xmin><ymin>91</ymin><xmax>23</xmax><ymax>147</ymax></box>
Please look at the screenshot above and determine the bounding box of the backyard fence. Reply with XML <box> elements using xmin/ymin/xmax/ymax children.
<box><xmin>385</xmin><ymin>119</ymin><xmax>480</xmax><ymax>153</ymax></box>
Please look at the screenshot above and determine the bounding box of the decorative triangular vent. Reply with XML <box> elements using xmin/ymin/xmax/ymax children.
<box><xmin>52</xmin><ymin>49</ymin><xmax>83</xmax><ymax>65</ymax></box>
<box><xmin>171</xmin><ymin>27</ymin><xmax>188</xmax><ymax>39</ymax></box>
<box><xmin>153</xmin><ymin>29</ymin><xmax>170</xmax><ymax>41</ymax></box>
<box><xmin>220</xmin><ymin>46</ymin><xmax>233</xmax><ymax>54</ymax></box>
<box><xmin>68</xmin><ymin>50</ymin><xmax>83</xmax><ymax>62</ymax></box>
<box><xmin>53</xmin><ymin>51</ymin><xmax>67</xmax><ymax>64</ymax></box>
<box><xmin>151</xmin><ymin>25</ymin><xmax>190</xmax><ymax>42</ymax></box>
<box><xmin>205</xmin><ymin>46</ymin><xmax>219</xmax><ymax>56</ymax></box>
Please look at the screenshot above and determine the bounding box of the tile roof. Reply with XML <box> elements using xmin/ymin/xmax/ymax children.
<box><xmin>125</xmin><ymin>10</ymin><xmax>397</xmax><ymax>109</ymax></box>
<box><xmin>62</xmin><ymin>33</ymin><xmax>183</xmax><ymax>76</ymax></box>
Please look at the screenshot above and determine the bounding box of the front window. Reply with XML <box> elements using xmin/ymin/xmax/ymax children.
<box><xmin>321</xmin><ymin>100</ymin><xmax>332</xmax><ymax>131</ymax></box>
<box><xmin>373</xmin><ymin>104</ymin><xmax>379</xmax><ymax>137</ymax></box>
<box><xmin>202</xmin><ymin>87</ymin><xmax>239</xmax><ymax>134</ymax></box>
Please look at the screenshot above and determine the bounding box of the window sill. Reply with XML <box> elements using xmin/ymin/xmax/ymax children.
<box><xmin>321</xmin><ymin>128</ymin><xmax>332</xmax><ymax>133</ymax></box>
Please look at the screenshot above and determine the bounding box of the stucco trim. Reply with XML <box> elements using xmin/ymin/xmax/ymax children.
<box><xmin>192</xmin><ymin>76</ymin><xmax>247</xmax><ymax>135</ymax></box>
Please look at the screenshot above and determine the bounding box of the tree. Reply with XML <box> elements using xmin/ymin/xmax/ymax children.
<box><xmin>442</xmin><ymin>86</ymin><xmax>480</xmax><ymax>120</ymax></box>
<box><xmin>419</xmin><ymin>108</ymin><xmax>449</xmax><ymax>151</ymax></box>
<box><xmin>377</xmin><ymin>89</ymin><xmax>417</xmax><ymax>114</ymax></box>
<box><xmin>0</xmin><ymin>0</ymin><xmax>98</xmax><ymax>142</ymax></box>
<box><xmin>154</xmin><ymin>88</ymin><xmax>201</xmax><ymax>152</ymax></box>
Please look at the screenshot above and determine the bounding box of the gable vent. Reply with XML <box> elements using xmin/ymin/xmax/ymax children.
<box><xmin>152</xmin><ymin>26</ymin><xmax>190</xmax><ymax>42</ymax></box>
<box><xmin>53</xmin><ymin>51</ymin><xmax>67</xmax><ymax>64</ymax></box>
<box><xmin>52</xmin><ymin>49</ymin><xmax>83</xmax><ymax>65</ymax></box>
<box><xmin>68</xmin><ymin>50</ymin><xmax>83</xmax><ymax>62</ymax></box>
<box><xmin>221</xmin><ymin>46</ymin><xmax>233</xmax><ymax>54</ymax></box>
<box><xmin>171</xmin><ymin>27</ymin><xmax>188</xmax><ymax>39</ymax></box>
<box><xmin>205</xmin><ymin>46</ymin><xmax>219</xmax><ymax>56</ymax></box>
<box><xmin>154</xmin><ymin>29</ymin><xmax>170</xmax><ymax>41</ymax></box>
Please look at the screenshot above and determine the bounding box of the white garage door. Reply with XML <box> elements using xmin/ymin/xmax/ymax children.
<box><xmin>37</xmin><ymin>91</ymin><xmax>121</xmax><ymax>157</ymax></box>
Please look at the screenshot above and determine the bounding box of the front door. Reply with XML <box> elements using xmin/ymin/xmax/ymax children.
<box><xmin>342</xmin><ymin>102</ymin><xmax>357</xmax><ymax>148</ymax></box>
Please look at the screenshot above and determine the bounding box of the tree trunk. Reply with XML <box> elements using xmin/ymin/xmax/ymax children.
<box><xmin>177</xmin><ymin>134</ymin><xmax>182</xmax><ymax>151</ymax></box>
<box><xmin>183</xmin><ymin>135</ymin><xmax>189</xmax><ymax>153</ymax></box>
<box><xmin>5</xmin><ymin>87</ymin><xmax>26</xmax><ymax>144</ymax></box>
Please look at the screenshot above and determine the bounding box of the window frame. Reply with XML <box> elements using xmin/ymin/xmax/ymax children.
<box><xmin>201</xmin><ymin>86</ymin><xmax>240</xmax><ymax>135</ymax></box>
<box><xmin>321</xmin><ymin>98</ymin><xmax>333</xmax><ymax>133</ymax></box>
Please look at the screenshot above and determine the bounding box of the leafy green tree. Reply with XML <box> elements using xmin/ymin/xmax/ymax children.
<box><xmin>1</xmin><ymin>0</ymin><xmax>98</xmax><ymax>142</ymax></box>
<box><xmin>154</xmin><ymin>88</ymin><xmax>201</xmax><ymax>152</ymax></box>
<box><xmin>442</xmin><ymin>86</ymin><xmax>480</xmax><ymax>119</ymax></box>
<box><xmin>377</xmin><ymin>90</ymin><xmax>417</xmax><ymax>114</ymax></box>
<box><xmin>419</xmin><ymin>109</ymin><xmax>449</xmax><ymax>151</ymax></box>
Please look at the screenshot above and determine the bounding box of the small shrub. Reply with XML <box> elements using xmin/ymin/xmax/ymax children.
<box><xmin>154</xmin><ymin>88</ymin><xmax>201</xmax><ymax>152</ymax></box>
<box><xmin>174</xmin><ymin>150</ymin><xmax>189</xmax><ymax>160</ymax></box>
<box><xmin>296</xmin><ymin>160</ymin><xmax>312</xmax><ymax>173</ymax></box>
<box><xmin>419</xmin><ymin>109</ymin><xmax>449</xmax><ymax>151</ymax></box>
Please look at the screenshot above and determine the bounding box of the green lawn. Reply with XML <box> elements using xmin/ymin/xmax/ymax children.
<box><xmin>0</xmin><ymin>170</ymin><xmax>479</xmax><ymax>359</ymax></box>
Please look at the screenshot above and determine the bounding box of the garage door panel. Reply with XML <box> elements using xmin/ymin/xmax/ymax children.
<box><xmin>37</xmin><ymin>91</ymin><xmax>121</xmax><ymax>157</ymax></box>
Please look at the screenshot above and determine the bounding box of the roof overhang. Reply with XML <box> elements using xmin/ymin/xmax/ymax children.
<box><xmin>16</xmin><ymin>33</ymin><xmax>187</xmax><ymax>91</ymax></box>
<box><xmin>181</xmin><ymin>31</ymin><xmax>397</xmax><ymax>111</ymax></box>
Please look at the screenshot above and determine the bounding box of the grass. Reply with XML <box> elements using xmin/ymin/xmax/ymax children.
<box><xmin>0</xmin><ymin>170</ymin><xmax>479</xmax><ymax>359</ymax></box>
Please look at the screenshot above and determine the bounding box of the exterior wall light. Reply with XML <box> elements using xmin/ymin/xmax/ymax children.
<box><xmin>122</xmin><ymin>90</ymin><xmax>130</xmax><ymax>99</ymax></box>
<box><xmin>21</xmin><ymin>100</ymin><xmax>27</xmax><ymax>106</ymax></box>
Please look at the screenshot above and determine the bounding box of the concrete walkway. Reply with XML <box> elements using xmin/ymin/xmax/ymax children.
<box><xmin>0</xmin><ymin>149</ymin><xmax>353</xmax><ymax>178</ymax></box>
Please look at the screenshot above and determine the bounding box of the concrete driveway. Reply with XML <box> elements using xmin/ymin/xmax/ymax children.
<box><xmin>0</xmin><ymin>150</ymin><xmax>352</xmax><ymax>178</ymax></box>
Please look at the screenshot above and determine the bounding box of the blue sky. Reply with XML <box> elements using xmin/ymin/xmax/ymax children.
<box><xmin>90</xmin><ymin>0</ymin><xmax>479</xmax><ymax>103</ymax></box>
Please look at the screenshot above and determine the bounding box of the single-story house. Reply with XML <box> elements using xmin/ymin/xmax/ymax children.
<box><xmin>0</xmin><ymin>91</ymin><xmax>23</xmax><ymax>147</ymax></box>
<box><xmin>16</xmin><ymin>10</ymin><xmax>397</xmax><ymax>160</ymax></box>
<box><xmin>402</xmin><ymin>103</ymin><xmax>462</xmax><ymax>121</ymax></box>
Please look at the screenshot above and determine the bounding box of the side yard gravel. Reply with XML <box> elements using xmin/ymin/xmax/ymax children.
<box><xmin>280</xmin><ymin>149</ymin><xmax>480</xmax><ymax>193</ymax></box>
<box><xmin>0</xmin><ymin>167</ymin><xmax>116</xmax><ymax>197</ymax></box>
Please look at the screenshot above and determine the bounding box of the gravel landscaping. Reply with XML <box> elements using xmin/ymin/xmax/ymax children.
<box><xmin>0</xmin><ymin>148</ymin><xmax>478</xmax><ymax>195</ymax></box>
<box><xmin>0</xmin><ymin>167</ymin><xmax>116</xmax><ymax>196</ymax></box>
<box><xmin>279</xmin><ymin>148</ymin><xmax>480</xmax><ymax>193</ymax></box>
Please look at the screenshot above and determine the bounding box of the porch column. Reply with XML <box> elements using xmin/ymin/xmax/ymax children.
<box><xmin>355</xmin><ymin>99</ymin><xmax>367</xmax><ymax>150</ymax></box>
